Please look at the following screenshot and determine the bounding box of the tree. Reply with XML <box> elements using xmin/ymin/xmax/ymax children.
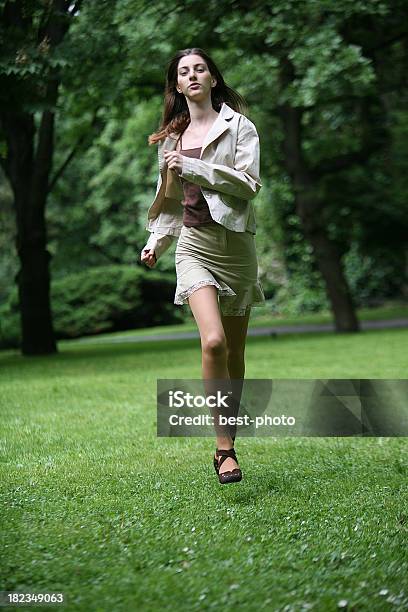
<box><xmin>0</xmin><ymin>0</ymin><xmax>84</xmax><ymax>354</ymax></box>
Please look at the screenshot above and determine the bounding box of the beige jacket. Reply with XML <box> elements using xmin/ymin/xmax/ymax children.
<box><xmin>143</xmin><ymin>102</ymin><xmax>262</xmax><ymax>260</ymax></box>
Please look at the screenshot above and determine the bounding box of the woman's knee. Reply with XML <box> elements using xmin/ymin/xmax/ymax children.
<box><xmin>202</xmin><ymin>332</ymin><xmax>227</xmax><ymax>357</ymax></box>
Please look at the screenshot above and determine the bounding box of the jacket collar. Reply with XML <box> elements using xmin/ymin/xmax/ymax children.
<box><xmin>166</xmin><ymin>102</ymin><xmax>235</xmax><ymax>157</ymax></box>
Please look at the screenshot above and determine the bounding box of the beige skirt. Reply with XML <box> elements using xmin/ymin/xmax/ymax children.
<box><xmin>174</xmin><ymin>223</ymin><xmax>265</xmax><ymax>316</ymax></box>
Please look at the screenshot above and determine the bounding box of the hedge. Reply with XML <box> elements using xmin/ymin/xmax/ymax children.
<box><xmin>0</xmin><ymin>265</ymin><xmax>184</xmax><ymax>349</ymax></box>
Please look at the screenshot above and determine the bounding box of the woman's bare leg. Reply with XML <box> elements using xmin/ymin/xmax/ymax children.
<box><xmin>221</xmin><ymin>307</ymin><xmax>251</xmax><ymax>440</ymax></box>
<box><xmin>187</xmin><ymin>285</ymin><xmax>238</xmax><ymax>474</ymax></box>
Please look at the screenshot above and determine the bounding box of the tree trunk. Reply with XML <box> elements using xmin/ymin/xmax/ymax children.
<box><xmin>4</xmin><ymin>110</ymin><xmax>57</xmax><ymax>355</ymax></box>
<box><xmin>278</xmin><ymin>61</ymin><xmax>360</xmax><ymax>332</ymax></box>
<box><xmin>297</xmin><ymin>188</ymin><xmax>360</xmax><ymax>332</ymax></box>
<box><xmin>17</xmin><ymin>236</ymin><xmax>56</xmax><ymax>356</ymax></box>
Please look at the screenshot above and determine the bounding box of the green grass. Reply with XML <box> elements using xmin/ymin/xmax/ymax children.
<box><xmin>1</xmin><ymin>327</ymin><xmax>408</xmax><ymax>611</ymax></box>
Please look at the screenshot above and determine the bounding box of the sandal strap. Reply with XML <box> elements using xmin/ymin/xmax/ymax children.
<box><xmin>216</xmin><ymin>448</ymin><xmax>237</xmax><ymax>458</ymax></box>
<box><xmin>216</xmin><ymin>448</ymin><xmax>237</xmax><ymax>469</ymax></box>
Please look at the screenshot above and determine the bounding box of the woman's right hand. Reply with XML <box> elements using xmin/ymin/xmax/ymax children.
<box><xmin>140</xmin><ymin>248</ymin><xmax>157</xmax><ymax>268</ymax></box>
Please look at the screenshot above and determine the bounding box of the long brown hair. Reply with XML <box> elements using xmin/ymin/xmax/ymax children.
<box><xmin>148</xmin><ymin>48</ymin><xmax>247</xmax><ymax>145</ymax></box>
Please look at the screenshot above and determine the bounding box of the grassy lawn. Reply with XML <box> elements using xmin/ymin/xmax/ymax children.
<box><xmin>1</xmin><ymin>326</ymin><xmax>407</xmax><ymax>611</ymax></box>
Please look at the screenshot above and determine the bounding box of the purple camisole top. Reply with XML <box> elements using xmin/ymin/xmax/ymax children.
<box><xmin>179</xmin><ymin>132</ymin><xmax>216</xmax><ymax>228</ymax></box>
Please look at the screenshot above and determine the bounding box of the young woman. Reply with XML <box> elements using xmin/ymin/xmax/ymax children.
<box><xmin>141</xmin><ymin>47</ymin><xmax>265</xmax><ymax>484</ymax></box>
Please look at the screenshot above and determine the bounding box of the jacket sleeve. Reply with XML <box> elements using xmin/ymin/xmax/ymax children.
<box><xmin>179</xmin><ymin>117</ymin><xmax>262</xmax><ymax>200</ymax></box>
<box><xmin>143</xmin><ymin>231</ymin><xmax>176</xmax><ymax>260</ymax></box>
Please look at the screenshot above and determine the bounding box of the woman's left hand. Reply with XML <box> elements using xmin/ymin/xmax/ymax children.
<box><xmin>163</xmin><ymin>149</ymin><xmax>183</xmax><ymax>175</ymax></box>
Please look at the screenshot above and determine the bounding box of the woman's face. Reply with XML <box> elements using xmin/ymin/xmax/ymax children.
<box><xmin>176</xmin><ymin>54</ymin><xmax>216</xmax><ymax>100</ymax></box>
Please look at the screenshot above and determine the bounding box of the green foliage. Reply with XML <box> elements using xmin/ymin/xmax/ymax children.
<box><xmin>2</xmin><ymin>0</ymin><xmax>408</xmax><ymax>336</ymax></box>
<box><xmin>0</xmin><ymin>170</ymin><xmax>17</xmax><ymax>304</ymax></box>
<box><xmin>45</xmin><ymin>98</ymin><xmax>164</xmax><ymax>275</ymax></box>
<box><xmin>0</xmin><ymin>296</ymin><xmax>19</xmax><ymax>350</ymax></box>
<box><xmin>0</xmin><ymin>2</ymin><xmax>70</xmax><ymax>110</ymax></box>
<box><xmin>272</xmin><ymin>272</ymin><xmax>330</xmax><ymax>316</ymax></box>
<box><xmin>343</xmin><ymin>243</ymin><xmax>406</xmax><ymax>307</ymax></box>
<box><xmin>0</xmin><ymin>265</ymin><xmax>183</xmax><ymax>348</ymax></box>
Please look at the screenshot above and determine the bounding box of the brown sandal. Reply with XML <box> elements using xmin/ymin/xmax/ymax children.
<box><xmin>213</xmin><ymin>448</ymin><xmax>242</xmax><ymax>484</ymax></box>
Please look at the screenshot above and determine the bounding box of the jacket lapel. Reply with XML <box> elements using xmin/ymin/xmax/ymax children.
<box><xmin>157</xmin><ymin>102</ymin><xmax>235</xmax><ymax>201</ymax></box>
<box><xmin>200</xmin><ymin>102</ymin><xmax>235</xmax><ymax>158</ymax></box>
<box><xmin>164</xmin><ymin>102</ymin><xmax>235</xmax><ymax>158</ymax></box>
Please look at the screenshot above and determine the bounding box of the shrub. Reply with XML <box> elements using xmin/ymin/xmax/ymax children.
<box><xmin>0</xmin><ymin>265</ymin><xmax>184</xmax><ymax>348</ymax></box>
